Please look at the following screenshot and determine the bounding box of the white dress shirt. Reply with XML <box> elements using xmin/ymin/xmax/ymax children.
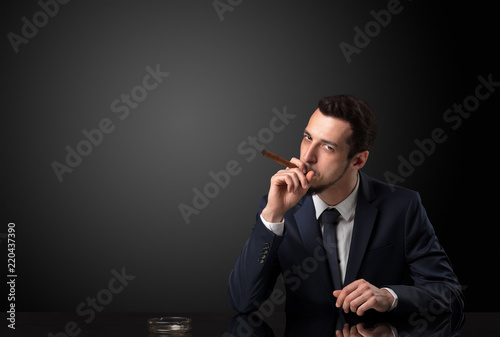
<box><xmin>312</xmin><ymin>178</ymin><xmax>358</xmax><ymax>285</ymax></box>
<box><xmin>260</xmin><ymin>173</ymin><xmax>398</xmax><ymax>310</ymax></box>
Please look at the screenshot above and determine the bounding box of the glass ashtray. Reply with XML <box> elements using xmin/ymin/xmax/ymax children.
<box><xmin>147</xmin><ymin>316</ymin><xmax>192</xmax><ymax>334</ymax></box>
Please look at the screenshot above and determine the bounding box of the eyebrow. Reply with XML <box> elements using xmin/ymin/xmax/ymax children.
<box><xmin>303</xmin><ymin>129</ymin><xmax>339</xmax><ymax>149</ymax></box>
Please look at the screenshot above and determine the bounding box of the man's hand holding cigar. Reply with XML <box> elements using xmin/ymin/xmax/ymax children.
<box><xmin>261</xmin><ymin>157</ymin><xmax>314</xmax><ymax>224</ymax></box>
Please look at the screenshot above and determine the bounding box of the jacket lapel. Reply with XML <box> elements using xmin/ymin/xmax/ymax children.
<box><xmin>344</xmin><ymin>172</ymin><xmax>378</xmax><ymax>286</ymax></box>
<box><xmin>294</xmin><ymin>196</ymin><xmax>338</xmax><ymax>302</ymax></box>
<box><xmin>294</xmin><ymin>196</ymin><xmax>322</xmax><ymax>261</ymax></box>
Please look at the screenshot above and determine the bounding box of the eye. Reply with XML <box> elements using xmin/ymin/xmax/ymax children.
<box><xmin>324</xmin><ymin>144</ymin><xmax>334</xmax><ymax>151</ymax></box>
<box><xmin>303</xmin><ymin>134</ymin><xmax>312</xmax><ymax>141</ymax></box>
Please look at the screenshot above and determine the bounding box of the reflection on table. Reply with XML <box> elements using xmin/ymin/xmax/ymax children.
<box><xmin>5</xmin><ymin>310</ymin><xmax>497</xmax><ymax>336</ymax></box>
<box><xmin>226</xmin><ymin>309</ymin><xmax>465</xmax><ymax>337</ymax></box>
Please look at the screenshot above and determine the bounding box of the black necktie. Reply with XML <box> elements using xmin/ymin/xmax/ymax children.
<box><xmin>321</xmin><ymin>208</ymin><xmax>342</xmax><ymax>290</ymax></box>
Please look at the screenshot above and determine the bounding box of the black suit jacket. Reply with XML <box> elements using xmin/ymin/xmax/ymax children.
<box><xmin>228</xmin><ymin>171</ymin><xmax>464</xmax><ymax>313</ymax></box>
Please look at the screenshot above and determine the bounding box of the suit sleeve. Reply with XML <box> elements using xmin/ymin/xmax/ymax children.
<box><xmin>389</xmin><ymin>192</ymin><xmax>464</xmax><ymax>313</ymax></box>
<box><xmin>228</xmin><ymin>196</ymin><xmax>285</xmax><ymax>313</ymax></box>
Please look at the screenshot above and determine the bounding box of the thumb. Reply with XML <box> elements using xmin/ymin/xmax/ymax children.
<box><xmin>306</xmin><ymin>170</ymin><xmax>315</xmax><ymax>183</ymax></box>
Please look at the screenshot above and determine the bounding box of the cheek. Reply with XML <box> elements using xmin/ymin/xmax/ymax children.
<box><xmin>317</xmin><ymin>158</ymin><xmax>341</xmax><ymax>178</ymax></box>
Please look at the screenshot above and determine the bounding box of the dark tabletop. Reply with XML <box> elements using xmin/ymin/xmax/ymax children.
<box><xmin>1</xmin><ymin>311</ymin><xmax>497</xmax><ymax>336</ymax></box>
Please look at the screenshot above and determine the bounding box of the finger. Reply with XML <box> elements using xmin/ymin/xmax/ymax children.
<box><xmin>298</xmin><ymin>169</ymin><xmax>312</xmax><ymax>189</ymax></box>
<box><xmin>290</xmin><ymin>157</ymin><xmax>307</xmax><ymax>174</ymax></box>
<box><xmin>372</xmin><ymin>323</ymin><xmax>392</xmax><ymax>334</ymax></box>
<box><xmin>343</xmin><ymin>287</ymin><xmax>368</xmax><ymax>314</ymax></box>
<box><xmin>283</xmin><ymin>173</ymin><xmax>300</xmax><ymax>193</ymax></box>
<box><xmin>285</xmin><ymin>168</ymin><xmax>310</xmax><ymax>192</ymax></box>
<box><xmin>290</xmin><ymin>157</ymin><xmax>316</xmax><ymax>184</ymax></box>
<box><xmin>339</xmin><ymin>279</ymin><xmax>371</xmax><ymax>311</ymax></box>
<box><xmin>274</xmin><ymin>168</ymin><xmax>310</xmax><ymax>189</ymax></box>
<box><xmin>305</xmin><ymin>170</ymin><xmax>315</xmax><ymax>186</ymax></box>
<box><xmin>356</xmin><ymin>297</ymin><xmax>377</xmax><ymax>316</ymax></box>
<box><xmin>335</xmin><ymin>290</ymin><xmax>345</xmax><ymax>308</ymax></box>
<box><xmin>347</xmin><ymin>289</ymin><xmax>372</xmax><ymax>313</ymax></box>
<box><xmin>335</xmin><ymin>289</ymin><xmax>349</xmax><ymax>309</ymax></box>
<box><xmin>354</xmin><ymin>323</ymin><xmax>369</xmax><ymax>334</ymax></box>
<box><xmin>335</xmin><ymin>281</ymin><xmax>360</xmax><ymax>309</ymax></box>
<box><xmin>343</xmin><ymin>295</ymin><xmax>353</xmax><ymax>313</ymax></box>
<box><xmin>349</xmin><ymin>324</ymin><xmax>362</xmax><ymax>337</ymax></box>
<box><xmin>334</xmin><ymin>288</ymin><xmax>347</xmax><ymax>308</ymax></box>
<box><xmin>342</xmin><ymin>323</ymin><xmax>350</xmax><ymax>336</ymax></box>
<box><xmin>270</xmin><ymin>173</ymin><xmax>289</xmax><ymax>193</ymax></box>
<box><xmin>273</xmin><ymin>169</ymin><xmax>298</xmax><ymax>190</ymax></box>
<box><xmin>292</xmin><ymin>169</ymin><xmax>307</xmax><ymax>193</ymax></box>
<box><xmin>270</xmin><ymin>169</ymin><xmax>291</xmax><ymax>184</ymax></box>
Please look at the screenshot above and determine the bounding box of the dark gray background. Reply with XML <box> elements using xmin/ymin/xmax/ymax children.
<box><xmin>1</xmin><ymin>0</ymin><xmax>499</xmax><ymax>316</ymax></box>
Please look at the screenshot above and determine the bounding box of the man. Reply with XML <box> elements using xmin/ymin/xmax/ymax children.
<box><xmin>228</xmin><ymin>95</ymin><xmax>464</xmax><ymax>315</ymax></box>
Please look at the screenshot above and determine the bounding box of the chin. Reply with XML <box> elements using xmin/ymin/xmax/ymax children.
<box><xmin>306</xmin><ymin>184</ymin><xmax>327</xmax><ymax>195</ymax></box>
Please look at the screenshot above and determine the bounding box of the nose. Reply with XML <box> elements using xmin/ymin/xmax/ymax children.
<box><xmin>301</xmin><ymin>142</ymin><xmax>317</xmax><ymax>164</ymax></box>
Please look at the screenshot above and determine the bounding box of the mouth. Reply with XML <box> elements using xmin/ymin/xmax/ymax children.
<box><xmin>304</xmin><ymin>164</ymin><xmax>318</xmax><ymax>176</ymax></box>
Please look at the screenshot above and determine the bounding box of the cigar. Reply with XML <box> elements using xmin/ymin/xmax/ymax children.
<box><xmin>261</xmin><ymin>150</ymin><xmax>298</xmax><ymax>168</ymax></box>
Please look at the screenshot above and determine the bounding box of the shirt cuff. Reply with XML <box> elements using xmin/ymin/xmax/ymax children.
<box><xmin>382</xmin><ymin>287</ymin><xmax>398</xmax><ymax>311</ymax></box>
<box><xmin>260</xmin><ymin>213</ymin><xmax>285</xmax><ymax>236</ymax></box>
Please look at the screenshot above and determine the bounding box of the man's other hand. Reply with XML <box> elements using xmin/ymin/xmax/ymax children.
<box><xmin>333</xmin><ymin>279</ymin><xmax>394</xmax><ymax>316</ymax></box>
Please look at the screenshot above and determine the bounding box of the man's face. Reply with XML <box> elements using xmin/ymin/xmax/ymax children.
<box><xmin>300</xmin><ymin>109</ymin><xmax>352</xmax><ymax>194</ymax></box>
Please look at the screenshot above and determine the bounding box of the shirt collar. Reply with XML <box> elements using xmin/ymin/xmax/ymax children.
<box><xmin>312</xmin><ymin>173</ymin><xmax>360</xmax><ymax>222</ymax></box>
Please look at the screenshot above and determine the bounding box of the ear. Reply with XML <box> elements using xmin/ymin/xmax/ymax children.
<box><xmin>350</xmin><ymin>151</ymin><xmax>369</xmax><ymax>170</ymax></box>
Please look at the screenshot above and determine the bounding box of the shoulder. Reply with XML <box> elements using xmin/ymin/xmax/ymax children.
<box><xmin>360</xmin><ymin>172</ymin><xmax>431</xmax><ymax>229</ymax></box>
<box><xmin>359</xmin><ymin>171</ymin><xmax>420</xmax><ymax>205</ymax></box>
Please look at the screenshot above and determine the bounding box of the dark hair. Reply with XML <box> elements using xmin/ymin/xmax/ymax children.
<box><xmin>317</xmin><ymin>95</ymin><xmax>377</xmax><ymax>160</ymax></box>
